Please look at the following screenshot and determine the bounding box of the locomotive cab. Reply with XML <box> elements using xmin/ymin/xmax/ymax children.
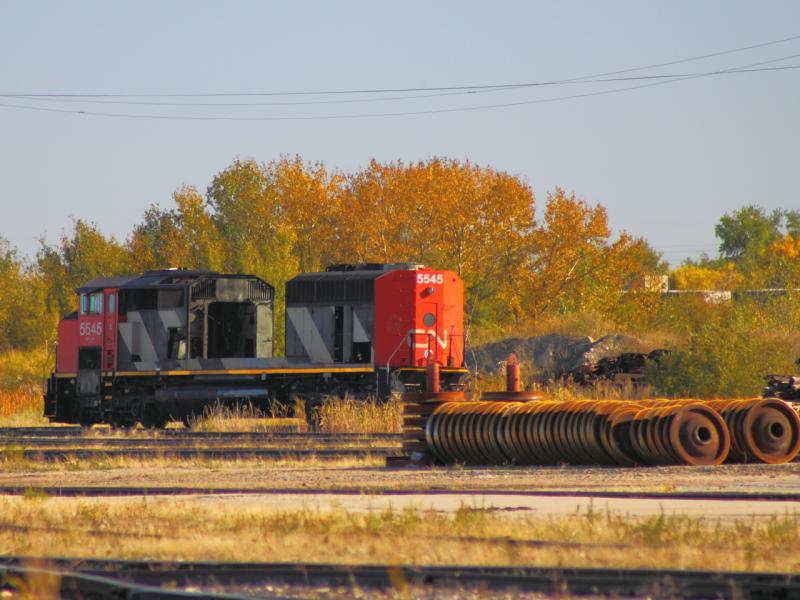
<box><xmin>46</xmin><ymin>269</ymin><xmax>275</xmax><ymax>426</ymax></box>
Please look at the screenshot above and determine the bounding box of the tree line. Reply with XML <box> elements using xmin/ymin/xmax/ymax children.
<box><xmin>1</xmin><ymin>156</ymin><xmax>798</xmax><ymax>396</ymax></box>
<box><xmin>0</xmin><ymin>156</ymin><xmax>660</xmax><ymax>353</ymax></box>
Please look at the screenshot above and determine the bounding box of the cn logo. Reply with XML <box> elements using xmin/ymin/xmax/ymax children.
<box><xmin>407</xmin><ymin>329</ymin><xmax>448</xmax><ymax>350</ymax></box>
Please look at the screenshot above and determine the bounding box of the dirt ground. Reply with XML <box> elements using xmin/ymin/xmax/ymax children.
<box><xmin>1</xmin><ymin>461</ymin><xmax>798</xmax><ymax>495</ymax></box>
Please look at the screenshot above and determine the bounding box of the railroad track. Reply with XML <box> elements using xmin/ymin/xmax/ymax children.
<box><xmin>0</xmin><ymin>447</ymin><xmax>396</xmax><ymax>461</ymax></box>
<box><xmin>0</xmin><ymin>429</ymin><xmax>402</xmax><ymax>461</ymax></box>
<box><xmin>0</xmin><ymin>427</ymin><xmax>402</xmax><ymax>440</ymax></box>
<box><xmin>1</xmin><ymin>485</ymin><xmax>799</xmax><ymax>501</ymax></box>
<box><xmin>1</xmin><ymin>557</ymin><xmax>798</xmax><ymax>599</ymax></box>
<box><xmin>0</xmin><ymin>437</ymin><xmax>400</xmax><ymax>449</ymax></box>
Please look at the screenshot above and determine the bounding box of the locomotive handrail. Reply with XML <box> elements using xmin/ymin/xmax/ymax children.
<box><xmin>382</xmin><ymin>330</ymin><xmax>435</xmax><ymax>389</ymax></box>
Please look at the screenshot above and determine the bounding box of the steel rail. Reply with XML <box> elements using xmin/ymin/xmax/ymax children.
<box><xmin>0</xmin><ymin>563</ymin><xmax>255</xmax><ymax>599</ymax></box>
<box><xmin>2</xmin><ymin>448</ymin><xmax>396</xmax><ymax>461</ymax></box>
<box><xmin>0</xmin><ymin>437</ymin><xmax>400</xmax><ymax>449</ymax></box>
<box><xmin>0</xmin><ymin>427</ymin><xmax>402</xmax><ymax>439</ymax></box>
<box><xmin>1</xmin><ymin>557</ymin><xmax>798</xmax><ymax>599</ymax></box>
<box><xmin>1</xmin><ymin>485</ymin><xmax>800</xmax><ymax>501</ymax></box>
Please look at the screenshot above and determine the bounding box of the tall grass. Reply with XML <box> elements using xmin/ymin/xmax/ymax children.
<box><xmin>187</xmin><ymin>401</ymin><xmax>306</xmax><ymax>432</ymax></box>
<box><xmin>0</xmin><ymin>387</ymin><xmax>46</xmax><ymax>426</ymax></box>
<box><xmin>316</xmin><ymin>396</ymin><xmax>402</xmax><ymax>433</ymax></box>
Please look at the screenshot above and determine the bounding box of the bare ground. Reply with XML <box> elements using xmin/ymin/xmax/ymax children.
<box><xmin>1</xmin><ymin>461</ymin><xmax>798</xmax><ymax>494</ymax></box>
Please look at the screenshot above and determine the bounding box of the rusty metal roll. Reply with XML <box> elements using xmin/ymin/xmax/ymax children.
<box><xmin>624</xmin><ymin>403</ymin><xmax>729</xmax><ymax>466</ymax></box>
<box><xmin>422</xmin><ymin>397</ymin><xmax>735</xmax><ymax>467</ymax></box>
<box><xmin>402</xmin><ymin>391</ymin><xmax>466</xmax><ymax>457</ymax></box>
<box><xmin>706</xmin><ymin>398</ymin><xmax>800</xmax><ymax>464</ymax></box>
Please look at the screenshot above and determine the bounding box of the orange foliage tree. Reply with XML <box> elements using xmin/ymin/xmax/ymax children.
<box><xmin>0</xmin><ymin>155</ymin><xmax>667</xmax><ymax>355</ymax></box>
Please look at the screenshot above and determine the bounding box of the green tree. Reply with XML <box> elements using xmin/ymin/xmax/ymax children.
<box><xmin>715</xmin><ymin>205</ymin><xmax>783</xmax><ymax>260</ymax></box>
<box><xmin>207</xmin><ymin>159</ymin><xmax>299</xmax><ymax>353</ymax></box>
<box><xmin>714</xmin><ymin>205</ymin><xmax>800</xmax><ymax>287</ymax></box>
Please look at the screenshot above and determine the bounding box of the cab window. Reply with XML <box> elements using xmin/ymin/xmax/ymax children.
<box><xmin>88</xmin><ymin>293</ymin><xmax>103</xmax><ymax>315</ymax></box>
<box><xmin>79</xmin><ymin>294</ymin><xmax>88</xmax><ymax>314</ymax></box>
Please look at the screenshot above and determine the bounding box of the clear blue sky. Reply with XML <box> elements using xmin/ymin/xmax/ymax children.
<box><xmin>1</xmin><ymin>1</ymin><xmax>798</xmax><ymax>266</ymax></box>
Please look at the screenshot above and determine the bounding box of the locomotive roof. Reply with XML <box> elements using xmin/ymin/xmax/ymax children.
<box><xmin>286</xmin><ymin>264</ymin><xmax>426</xmax><ymax>304</ymax></box>
<box><xmin>76</xmin><ymin>269</ymin><xmax>262</xmax><ymax>293</ymax></box>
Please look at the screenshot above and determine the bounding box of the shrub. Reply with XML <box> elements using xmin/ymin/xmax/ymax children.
<box><xmin>648</xmin><ymin>296</ymin><xmax>800</xmax><ymax>397</ymax></box>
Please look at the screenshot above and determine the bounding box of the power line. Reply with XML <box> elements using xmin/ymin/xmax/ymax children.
<box><xmin>0</xmin><ymin>49</ymin><xmax>798</xmax><ymax>121</ymax></box>
<box><xmin>2</xmin><ymin>64</ymin><xmax>798</xmax><ymax>108</ymax></box>
<box><xmin>2</xmin><ymin>32</ymin><xmax>799</xmax><ymax>99</ymax></box>
<box><xmin>0</xmin><ymin>59</ymin><xmax>796</xmax><ymax>122</ymax></box>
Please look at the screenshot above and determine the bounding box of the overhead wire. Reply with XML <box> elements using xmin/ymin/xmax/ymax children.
<box><xmin>2</xmin><ymin>32</ymin><xmax>799</xmax><ymax>99</ymax></box>
<box><xmin>0</xmin><ymin>38</ymin><xmax>798</xmax><ymax>120</ymax></box>
<box><xmin>0</xmin><ymin>58</ymin><xmax>796</xmax><ymax>121</ymax></box>
<box><xmin>2</xmin><ymin>64</ymin><xmax>799</xmax><ymax>108</ymax></box>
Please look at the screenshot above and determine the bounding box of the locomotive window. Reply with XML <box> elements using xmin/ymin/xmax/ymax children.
<box><xmin>79</xmin><ymin>294</ymin><xmax>88</xmax><ymax>314</ymax></box>
<box><xmin>88</xmin><ymin>293</ymin><xmax>103</xmax><ymax>315</ymax></box>
<box><xmin>158</xmin><ymin>290</ymin><xmax>184</xmax><ymax>308</ymax></box>
<box><xmin>107</xmin><ymin>294</ymin><xmax>115</xmax><ymax>313</ymax></box>
<box><xmin>130</xmin><ymin>290</ymin><xmax>157</xmax><ymax>310</ymax></box>
<box><xmin>423</xmin><ymin>312</ymin><xmax>436</xmax><ymax>327</ymax></box>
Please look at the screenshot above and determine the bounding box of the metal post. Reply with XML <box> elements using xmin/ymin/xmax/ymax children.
<box><xmin>506</xmin><ymin>353</ymin><xmax>521</xmax><ymax>393</ymax></box>
<box><xmin>426</xmin><ymin>362</ymin><xmax>440</xmax><ymax>393</ymax></box>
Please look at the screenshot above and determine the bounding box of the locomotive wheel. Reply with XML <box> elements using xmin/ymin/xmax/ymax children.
<box><xmin>142</xmin><ymin>404</ymin><xmax>168</xmax><ymax>429</ymax></box>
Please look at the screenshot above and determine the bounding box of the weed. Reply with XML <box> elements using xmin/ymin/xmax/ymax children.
<box><xmin>316</xmin><ymin>396</ymin><xmax>401</xmax><ymax>433</ymax></box>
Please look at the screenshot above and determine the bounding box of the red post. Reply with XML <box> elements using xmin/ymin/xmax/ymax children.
<box><xmin>426</xmin><ymin>362</ymin><xmax>441</xmax><ymax>393</ymax></box>
<box><xmin>506</xmin><ymin>353</ymin><xmax>521</xmax><ymax>392</ymax></box>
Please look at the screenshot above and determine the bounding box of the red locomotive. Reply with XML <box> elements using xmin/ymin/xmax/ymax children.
<box><xmin>45</xmin><ymin>263</ymin><xmax>467</xmax><ymax>427</ymax></box>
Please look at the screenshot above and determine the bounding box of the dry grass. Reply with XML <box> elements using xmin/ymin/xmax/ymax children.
<box><xmin>470</xmin><ymin>367</ymin><xmax>659</xmax><ymax>401</ymax></box>
<box><xmin>0</xmin><ymin>451</ymin><xmax>385</xmax><ymax>472</ymax></box>
<box><xmin>0</xmin><ymin>387</ymin><xmax>48</xmax><ymax>427</ymax></box>
<box><xmin>316</xmin><ymin>396</ymin><xmax>402</xmax><ymax>433</ymax></box>
<box><xmin>1</xmin><ymin>497</ymin><xmax>799</xmax><ymax>573</ymax></box>
<box><xmin>187</xmin><ymin>401</ymin><xmax>307</xmax><ymax>432</ymax></box>
<box><xmin>0</xmin><ymin>348</ymin><xmax>52</xmax><ymax>391</ymax></box>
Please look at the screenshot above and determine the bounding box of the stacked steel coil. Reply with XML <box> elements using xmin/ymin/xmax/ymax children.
<box><xmin>704</xmin><ymin>398</ymin><xmax>800</xmax><ymax>464</ymax></box>
<box><xmin>397</xmin><ymin>357</ymin><xmax>800</xmax><ymax>467</ymax></box>
<box><xmin>419</xmin><ymin>396</ymin><xmax>800</xmax><ymax>467</ymax></box>
<box><xmin>401</xmin><ymin>391</ymin><xmax>466</xmax><ymax>457</ymax></box>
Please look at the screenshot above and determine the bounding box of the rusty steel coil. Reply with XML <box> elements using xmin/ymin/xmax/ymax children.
<box><xmin>401</xmin><ymin>391</ymin><xmax>466</xmax><ymax>456</ymax></box>
<box><xmin>623</xmin><ymin>402</ymin><xmax>730</xmax><ymax>466</ymax></box>
<box><xmin>705</xmin><ymin>398</ymin><xmax>800</xmax><ymax>464</ymax></box>
<box><xmin>423</xmin><ymin>399</ymin><xmax>734</xmax><ymax>466</ymax></box>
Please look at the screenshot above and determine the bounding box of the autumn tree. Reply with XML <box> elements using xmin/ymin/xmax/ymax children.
<box><xmin>129</xmin><ymin>186</ymin><xmax>222</xmax><ymax>271</ymax></box>
<box><xmin>332</xmin><ymin>158</ymin><xmax>537</xmax><ymax>327</ymax></box>
<box><xmin>520</xmin><ymin>188</ymin><xmax>661</xmax><ymax>324</ymax></box>
<box><xmin>270</xmin><ymin>156</ymin><xmax>340</xmax><ymax>272</ymax></box>
<box><xmin>36</xmin><ymin>220</ymin><xmax>131</xmax><ymax>321</ymax></box>
<box><xmin>671</xmin><ymin>261</ymin><xmax>744</xmax><ymax>290</ymax></box>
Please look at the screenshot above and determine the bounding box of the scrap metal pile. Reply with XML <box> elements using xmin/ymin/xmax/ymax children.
<box><xmin>400</xmin><ymin>360</ymin><xmax>800</xmax><ymax>467</ymax></box>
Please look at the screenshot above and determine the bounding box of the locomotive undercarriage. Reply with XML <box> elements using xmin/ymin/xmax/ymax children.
<box><xmin>45</xmin><ymin>368</ymin><xmax>468</xmax><ymax>428</ymax></box>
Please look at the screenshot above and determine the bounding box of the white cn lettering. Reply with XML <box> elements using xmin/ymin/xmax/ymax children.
<box><xmin>407</xmin><ymin>329</ymin><xmax>448</xmax><ymax>350</ymax></box>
